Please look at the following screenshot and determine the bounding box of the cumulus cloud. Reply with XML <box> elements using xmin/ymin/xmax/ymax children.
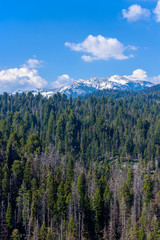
<box><xmin>125</xmin><ymin>69</ymin><xmax>160</xmax><ymax>84</ymax></box>
<box><xmin>52</xmin><ymin>74</ymin><xmax>75</xmax><ymax>88</ymax></box>
<box><xmin>23</xmin><ymin>58</ymin><xmax>43</xmax><ymax>69</ymax></box>
<box><xmin>65</xmin><ymin>35</ymin><xmax>136</xmax><ymax>62</ymax></box>
<box><xmin>122</xmin><ymin>4</ymin><xmax>151</xmax><ymax>22</ymax></box>
<box><xmin>150</xmin><ymin>75</ymin><xmax>160</xmax><ymax>84</ymax></box>
<box><xmin>126</xmin><ymin>69</ymin><xmax>148</xmax><ymax>80</ymax></box>
<box><xmin>154</xmin><ymin>0</ymin><xmax>160</xmax><ymax>22</ymax></box>
<box><xmin>0</xmin><ymin>59</ymin><xmax>47</xmax><ymax>93</ymax></box>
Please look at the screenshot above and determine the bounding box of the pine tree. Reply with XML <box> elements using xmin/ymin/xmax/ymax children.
<box><xmin>6</xmin><ymin>203</ymin><xmax>13</xmax><ymax>230</ymax></box>
<box><xmin>77</xmin><ymin>175</ymin><xmax>85</xmax><ymax>208</ymax></box>
<box><xmin>130</xmin><ymin>223</ymin><xmax>139</xmax><ymax>240</ymax></box>
<box><xmin>6</xmin><ymin>132</ymin><xmax>20</xmax><ymax>168</ymax></box>
<box><xmin>143</xmin><ymin>174</ymin><xmax>153</xmax><ymax>205</ymax></box>
<box><xmin>65</xmin><ymin>111</ymin><xmax>78</xmax><ymax>153</ymax></box>
<box><xmin>10</xmin><ymin>229</ymin><xmax>21</xmax><ymax>240</ymax></box>
<box><xmin>46</xmin><ymin>228</ymin><xmax>54</xmax><ymax>240</ymax></box>
<box><xmin>67</xmin><ymin>215</ymin><xmax>76</xmax><ymax>240</ymax></box>
<box><xmin>57</xmin><ymin>181</ymin><xmax>66</xmax><ymax>219</ymax></box>
<box><xmin>138</xmin><ymin>225</ymin><xmax>146</xmax><ymax>240</ymax></box>
<box><xmin>2</xmin><ymin>164</ymin><xmax>10</xmax><ymax>203</ymax></box>
<box><xmin>40</xmin><ymin>222</ymin><xmax>47</xmax><ymax>240</ymax></box>
<box><xmin>56</xmin><ymin>114</ymin><xmax>66</xmax><ymax>154</ymax></box>
<box><xmin>91</xmin><ymin>187</ymin><xmax>102</xmax><ymax>234</ymax></box>
<box><xmin>64</xmin><ymin>160</ymin><xmax>74</xmax><ymax>199</ymax></box>
<box><xmin>25</xmin><ymin>134</ymin><xmax>41</xmax><ymax>154</ymax></box>
<box><xmin>57</xmin><ymin>181</ymin><xmax>66</xmax><ymax>240</ymax></box>
<box><xmin>46</xmin><ymin>110</ymin><xmax>55</xmax><ymax>144</ymax></box>
<box><xmin>46</xmin><ymin>167</ymin><xmax>56</xmax><ymax>213</ymax></box>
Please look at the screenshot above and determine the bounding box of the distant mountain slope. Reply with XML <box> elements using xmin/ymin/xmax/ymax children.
<box><xmin>84</xmin><ymin>83</ymin><xmax>160</xmax><ymax>99</ymax></box>
<box><xmin>11</xmin><ymin>88</ymin><xmax>58</xmax><ymax>98</ymax></box>
<box><xmin>58</xmin><ymin>76</ymin><xmax>153</xmax><ymax>97</ymax></box>
<box><xmin>11</xmin><ymin>75</ymin><xmax>154</xmax><ymax>98</ymax></box>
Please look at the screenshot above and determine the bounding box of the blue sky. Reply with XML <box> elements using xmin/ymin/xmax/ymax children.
<box><xmin>0</xmin><ymin>0</ymin><xmax>160</xmax><ymax>92</ymax></box>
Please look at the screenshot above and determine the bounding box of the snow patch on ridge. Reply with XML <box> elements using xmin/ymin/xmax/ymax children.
<box><xmin>11</xmin><ymin>75</ymin><xmax>154</xmax><ymax>98</ymax></box>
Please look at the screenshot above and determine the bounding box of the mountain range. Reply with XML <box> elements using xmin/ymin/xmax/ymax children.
<box><xmin>11</xmin><ymin>74</ymin><xmax>154</xmax><ymax>98</ymax></box>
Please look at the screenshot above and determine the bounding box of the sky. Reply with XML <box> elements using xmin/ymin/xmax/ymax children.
<box><xmin>0</xmin><ymin>0</ymin><xmax>160</xmax><ymax>92</ymax></box>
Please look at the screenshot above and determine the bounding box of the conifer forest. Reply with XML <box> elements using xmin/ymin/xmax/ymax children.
<box><xmin>1</xmin><ymin>87</ymin><xmax>160</xmax><ymax>240</ymax></box>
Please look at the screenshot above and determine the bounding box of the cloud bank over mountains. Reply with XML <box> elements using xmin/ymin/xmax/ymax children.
<box><xmin>0</xmin><ymin>59</ymin><xmax>47</xmax><ymax>93</ymax></box>
<box><xmin>52</xmin><ymin>74</ymin><xmax>75</xmax><ymax>88</ymax></box>
<box><xmin>51</xmin><ymin>70</ymin><xmax>160</xmax><ymax>89</ymax></box>
<box><xmin>0</xmin><ymin>59</ymin><xmax>159</xmax><ymax>93</ymax></box>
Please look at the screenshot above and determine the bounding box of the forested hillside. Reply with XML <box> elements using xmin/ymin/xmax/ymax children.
<box><xmin>0</xmin><ymin>90</ymin><xmax>160</xmax><ymax>239</ymax></box>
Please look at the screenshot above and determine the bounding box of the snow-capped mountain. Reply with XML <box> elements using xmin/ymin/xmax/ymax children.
<box><xmin>11</xmin><ymin>88</ymin><xmax>58</xmax><ymax>98</ymax></box>
<box><xmin>11</xmin><ymin>75</ymin><xmax>154</xmax><ymax>98</ymax></box>
<box><xmin>58</xmin><ymin>75</ymin><xmax>153</xmax><ymax>97</ymax></box>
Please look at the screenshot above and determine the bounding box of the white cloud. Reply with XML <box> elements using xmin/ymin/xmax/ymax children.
<box><xmin>150</xmin><ymin>75</ymin><xmax>160</xmax><ymax>84</ymax></box>
<box><xmin>127</xmin><ymin>69</ymin><xmax>148</xmax><ymax>80</ymax></box>
<box><xmin>0</xmin><ymin>59</ymin><xmax>47</xmax><ymax>93</ymax></box>
<box><xmin>23</xmin><ymin>58</ymin><xmax>43</xmax><ymax>68</ymax></box>
<box><xmin>125</xmin><ymin>69</ymin><xmax>160</xmax><ymax>84</ymax></box>
<box><xmin>52</xmin><ymin>74</ymin><xmax>75</xmax><ymax>88</ymax></box>
<box><xmin>122</xmin><ymin>4</ymin><xmax>151</xmax><ymax>22</ymax></box>
<box><xmin>154</xmin><ymin>0</ymin><xmax>160</xmax><ymax>22</ymax></box>
<box><xmin>65</xmin><ymin>35</ymin><xmax>136</xmax><ymax>62</ymax></box>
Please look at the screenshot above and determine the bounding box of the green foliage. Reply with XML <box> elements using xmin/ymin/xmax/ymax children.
<box><xmin>65</xmin><ymin>110</ymin><xmax>78</xmax><ymax>153</ymax></box>
<box><xmin>6</xmin><ymin>203</ymin><xmax>13</xmax><ymax>229</ymax></box>
<box><xmin>2</xmin><ymin>163</ymin><xmax>10</xmax><ymax>202</ymax></box>
<box><xmin>11</xmin><ymin>160</ymin><xmax>23</xmax><ymax>182</ymax></box>
<box><xmin>56</xmin><ymin>114</ymin><xmax>66</xmax><ymax>154</ymax></box>
<box><xmin>46</xmin><ymin>228</ymin><xmax>54</xmax><ymax>240</ymax></box>
<box><xmin>103</xmin><ymin>184</ymin><xmax>111</xmax><ymax>207</ymax></box>
<box><xmin>10</xmin><ymin>229</ymin><xmax>22</xmax><ymax>240</ymax></box>
<box><xmin>23</xmin><ymin>159</ymin><xmax>32</xmax><ymax>188</ymax></box>
<box><xmin>138</xmin><ymin>225</ymin><xmax>146</xmax><ymax>240</ymax></box>
<box><xmin>77</xmin><ymin>175</ymin><xmax>85</xmax><ymax>208</ymax></box>
<box><xmin>0</xmin><ymin>90</ymin><xmax>160</xmax><ymax>239</ymax></box>
<box><xmin>120</xmin><ymin>169</ymin><xmax>134</xmax><ymax>213</ymax></box>
<box><xmin>64</xmin><ymin>160</ymin><xmax>74</xmax><ymax>198</ymax></box>
<box><xmin>91</xmin><ymin>187</ymin><xmax>102</xmax><ymax>233</ymax></box>
<box><xmin>17</xmin><ymin>182</ymin><xmax>31</xmax><ymax>227</ymax></box>
<box><xmin>143</xmin><ymin>174</ymin><xmax>153</xmax><ymax>205</ymax></box>
<box><xmin>46</xmin><ymin>110</ymin><xmax>55</xmax><ymax>144</ymax></box>
<box><xmin>6</xmin><ymin>132</ymin><xmax>20</xmax><ymax>168</ymax></box>
<box><xmin>25</xmin><ymin>134</ymin><xmax>41</xmax><ymax>154</ymax></box>
<box><xmin>57</xmin><ymin>181</ymin><xmax>66</xmax><ymax>219</ymax></box>
<box><xmin>67</xmin><ymin>215</ymin><xmax>76</xmax><ymax>239</ymax></box>
<box><xmin>46</xmin><ymin>167</ymin><xmax>56</xmax><ymax>212</ymax></box>
<box><xmin>40</xmin><ymin>222</ymin><xmax>47</xmax><ymax>240</ymax></box>
<box><xmin>130</xmin><ymin>223</ymin><xmax>139</xmax><ymax>240</ymax></box>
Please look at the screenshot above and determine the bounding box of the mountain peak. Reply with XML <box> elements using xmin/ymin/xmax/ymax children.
<box><xmin>11</xmin><ymin>75</ymin><xmax>154</xmax><ymax>98</ymax></box>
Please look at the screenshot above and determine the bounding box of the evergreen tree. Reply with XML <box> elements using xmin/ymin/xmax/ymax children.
<box><xmin>40</xmin><ymin>222</ymin><xmax>47</xmax><ymax>240</ymax></box>
<box><xmin>46</xmin><ymin>167</ymin><xmax>56</xmax><ymax>212</ymax></box>
<box><xmin>6</xmin><ymin>203</ymin><xmax>13</xmax><ymax>230</ymax></box>
<box><xmin>57</xmin><ymin>181</ymin><xmax>66</xmax><ymax>219</ymax></box>
<box><xmin>2</xmin><ymin>163</ymin><xmax>10</xmax><ymax>203</ymax></box>
<box><xmin>46</xmin><ymin>110</ymin><xmax>55</xmax><ymax>144</ymax></box>
<box><xmin>91</xmin><ymin>187</ymin><xmax>102</xmax><ymax>234</ymax></box>
<box><xmin>67</xmin><ymin>215</ymin><xmax>76</xmax><ymax>240</ymax></box>
<box><xmin>46</xmin><ymin>228</ymin><xmax>54</xmax><ymax>240</ymax></box>
<box><xmin>56</xmin><ymin>114</ymin><xmax>66</xmax><ymax>154</ymax></box>
<box><xmin>10</xmin><ymin>229</ymin><xmax>21</xmax><ymax>240</ymax></box>
<box><xmin>138</xmin><ymin>226</ymin><xmax>146</xmax><ymax>240</ymax></box>
<box><xmin>143</xmin><ymin>174</ymin><xmax>153</xmax><ymax>205</ymax></box>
